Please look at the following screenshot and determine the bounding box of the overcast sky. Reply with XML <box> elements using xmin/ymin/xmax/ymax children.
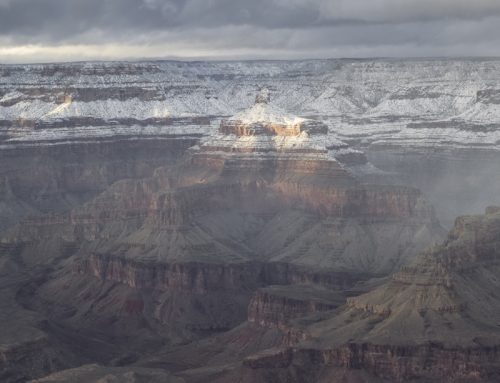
<box><xmin>1</xmin><ymin>0</ymin><xmax>500</xmax><ymax>63</ymax></box>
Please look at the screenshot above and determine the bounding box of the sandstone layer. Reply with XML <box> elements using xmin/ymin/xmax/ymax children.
<box><xmin>2</xmin><ymin>59</ymin><xmax>500</xmax><ymax>228</ymax></box>
<box><xmin>247</xmin><ymin>284</ymin><xmax>347</xmax><ymax>330</ymax></box>
<box><xmin>239</xmin><ymin>206</ymin><xmax>500</xmax><ymax>382</ymax></box>
<box><xmin>0</xmin><ymin>90</ymin><xmax>446</xmax><ymax>382</ymax></box>
<box><xmin>1</xmin><ymin>91</ymin><xmax>443</xmax><ymax>273</ymax></box>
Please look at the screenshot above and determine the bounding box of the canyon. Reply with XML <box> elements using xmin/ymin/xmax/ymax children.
<box><xmin>0</xmin><ymin>59</ymin><xmax>500</xmax><ymax>382</ymax></box>
<box><xmin>2</xmin><ymin>59</ymin><xmax>500</xmax><ymax>228</ymax></box>
<box><xmin>235</xmin><ymin>205</ymin><xmax>500</xmax><ymax>383</ymax></box>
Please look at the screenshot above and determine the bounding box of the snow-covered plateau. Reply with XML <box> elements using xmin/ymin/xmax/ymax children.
<box><xmin>1</xmin><ymin>58</ymin><xmax>500</xmax><ymax>149</ymax></box>
<box><xmin>2</xmin><ymin>58</ymin><xmax>500</xmax><ymax>227</ymax></box>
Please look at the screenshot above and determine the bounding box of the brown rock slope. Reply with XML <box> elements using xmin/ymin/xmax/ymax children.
<box><xmin>238</xmin><ymin>206</ymin><xmax>500</xmax><ymax>382</ymax></box>
<box><xmin>0</xmin><ymin>90</ymin><xmax>444</xmax><ymax>381</ymax></box>
<box><xmin>2</xmin><ymin>90</ymin><xmax>443</xmax><ymax>272</ymax></box>
<box><xmin>27</xmin><ymin>364</ymin><xmax>183</xmax><ymax>383</ymax></box>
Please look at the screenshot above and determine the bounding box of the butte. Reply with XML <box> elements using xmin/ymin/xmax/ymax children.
<box><xmin>0</xmin><ymin>89</ymin><xmax>443</xmax><ymax>380</ymax></box>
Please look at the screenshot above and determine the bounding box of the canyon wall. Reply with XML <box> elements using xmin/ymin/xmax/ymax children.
<box><xmin>3</xmin><ymin>59</ymin><xmax>500</xmax><ymax>228</ymax></box>
<box><xmin>240</xmin><ymin>207</ymin><xmax>500</xmax><ymax>383</ymax></box>
<box><xmin>2</xmin><ymin>59</ymin><xmax>500</xmax><ymax>382</ymax></box>
<box><xmin>243</xmin><ymin>343</ymin><xmax>500</xmax><ymax>382</ymax></box>
<box><xmin>72</xmin><ymin>254</ymin><xmax>369</xmax><ymax>294</ymax></box>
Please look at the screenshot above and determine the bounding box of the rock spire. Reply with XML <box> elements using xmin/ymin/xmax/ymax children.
<box><xmin>255</xmin><ymin>88</ymin><xmax>270</xmax><ymax>104</ymax></box>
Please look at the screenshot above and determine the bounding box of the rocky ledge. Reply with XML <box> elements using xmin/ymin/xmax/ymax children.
<box><xmin>243</xmin><ymin>206</ymin><xmax>500</xmax><ymax>382</ymax></box>
<box><xmin>247</xmin><ymin>284</ymin><xmax>347</xmax><ymax>330</ymax></box>
<box><xmin>1</xmin><ymin>90</ymin><xmax>443</xmax><ymax>273</ymax></box>
<box><xmin>219</xmin><ymin>89</ymin><xmax>328</xmax><ymax>137</ymax></box>
<box><xmin>0</xmin><ymin>90</ymin><xmax>446</xmax><ymax>383</ymax></box>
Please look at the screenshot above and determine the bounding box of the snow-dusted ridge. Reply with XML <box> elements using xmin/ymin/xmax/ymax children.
<box><xmin>189</xmin><ymin>89</ymin><xmax>371</xmax><ymax>183</ymax></box>
<box><xmin>228</xmin><ymin>102</ymin><xmax>305</xmax><ymax>126</ymax></box>
<box><xmin>2</xmin><ymin>59</ymin><xmax>500</xmax><ymax>228</ymax></box>
<box><xmin>1</xmin><ymin>58</ymin><xmax>500</xmax><ymax>152</ymax></box>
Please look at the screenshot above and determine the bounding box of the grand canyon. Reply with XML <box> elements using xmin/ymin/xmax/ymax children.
<box><xmin>1</xmin><ymin>58</ymin><xmax>500</xmax><ymax>382</ymax></box>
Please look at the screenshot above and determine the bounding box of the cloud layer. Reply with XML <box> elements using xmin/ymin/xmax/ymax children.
<box><xmin>1</xmin><ymin>0</ymin><xmax>500</xmax><ymax>63</ymax></box>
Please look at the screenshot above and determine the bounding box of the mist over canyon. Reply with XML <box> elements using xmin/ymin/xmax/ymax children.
<box><xmin>1</xmin><ymin>58</ymin><xmax>500</xmax><ymax>382</ymax></box>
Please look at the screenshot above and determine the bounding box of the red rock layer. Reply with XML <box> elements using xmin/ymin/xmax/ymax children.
<box><xmin>146</xmin><ymin>180</ymin><xmax>425</xmax><ymax>227</ymax></box>
<box><xmin>72</xmin><ymin>254</ymin><xmax>263</xmax><ymax>294</ymax></box>
<box><xmin>72</xmin><ymin>255</ymin><xmax>368</xmax><ymax>295</ymax></box>
<box><xmin>247</xmin><ymin>288</ymin><xmax>340</xmax><ymax>329</ymax></box>
<box><xmin>243</xmin><ymin>207</ymin><xmax>500</xmax><ymax>382</ymax></box>
<box><xmin>244</xmin><ymin>343</ymin><xmax>500</xmax><ymax>382</ymax></box>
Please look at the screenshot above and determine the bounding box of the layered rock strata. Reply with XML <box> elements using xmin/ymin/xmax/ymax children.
<box><xmin>0</xmin><ymin>90</ymin><xmax>444</xmax><ymax>382</ymax></box>
<box><xmin>3</xmin><ymin>59</ymin><xmax>500</xmax><ymax>228</ymax></box>
<box><xmin>0</xmin><ymin>62</ymin><xmax>212</xmax><ymax>232</ymax></box>
<box><xmin>247</xmin><ymin>284</ymin><xmax>347</xmax><ymax>330</ymax></box>
<box><xmin>1</xmin><ymin>90</ymin><xmax>443</xmax><ymax>273</ymax></box>
<box><xmin>0</xmin><ymin>59</ymin><xmax>499</xmax><ymax>383</ymax></box>
<box><xmin>219</xmin><ymin>89</ymin><xmax>328</xmax><ymax>136</ymax></box>
<box><xmin>242</xmin><ymin>206</ymin><xmax>500</xmax><ymax>382</ymax></box>
<box><xmin>72</xmin><ymin>255</ymin><xmax>368</xmax><ymax>294</ymax></box>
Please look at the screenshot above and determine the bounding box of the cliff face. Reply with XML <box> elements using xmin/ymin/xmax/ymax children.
<box><xmin>0</xmin><ymin>61</ymin><xmax>212</xmax><ymax>232</ymax></box>
<box><xmin>1</xmin><ymin>90</ymin><xmax>443</xmax><ymax>274</ymax></box>
<box><xmin>247</xmin><ymin>285</ymin><xmax>346</xmax><ymax>329</ymax></box>
<box><xmin>73</xmin><ymin>254</ymin><xmax>264</xmax><ymax>294</ymax></box>
<box><xmin>241</xmin><ymin>206</ymin><xmax>500</xmax><ymax>382</ymax></box>
<box><xmin>3</xmin><ymin>59</ymin><xmax>500</xmax><ymax>383</ymax></box>
<box><xmin>0</xmin><ymin>85</ymin><xmax>450</xmax><ymax>382</ymax></box>
<box><xmin>0</xmin><ymin>137</ymin><xmax>197</xmax><ymax>232</ymax></box>
<box><xmin>242</xmin><ymin>343</ymin><xmax>500</xmax><ymax>382</ymax></box>
<box><xmin>13</xmin><ymin>256</ymin><xmax>366</xmax><ymax>378</ymax></box>
<box><xmin>218</xmin><ymin>91</ymin><xmax>329</xmax><ymax>137</ymax></box>
<box><xmin>72</xmin><ymin>254</ymin><xmax>369</xmax><ymax>295</ymax></box>
<box><xmin>0</xmin><ymin>98</ymin><xmax>447</xmax><ymax>383</ymax></box>
<box><xmin>145</xmin><ymin>182</ymin><xmax>424</xmax><ymax>227</ymax></box>
<box><xmin>2</xmin><ymin>59</ymin><xmax>500</xmax><ymax>229</ymax></box>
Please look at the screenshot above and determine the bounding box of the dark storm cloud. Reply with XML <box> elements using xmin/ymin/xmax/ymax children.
<box><xmin>0</xmin><ymin>0</ymin><xmax>326</xmax><ymax>42</ymax></box>
<box><xmin>1</xmin><ymin>0</ymin><xmax>500</xmax><ymax>62</ymax></box>
<box><xmin>2</xmin><ymin>0</ymin><xmax>500</xmax><ymax>40</ymax></box>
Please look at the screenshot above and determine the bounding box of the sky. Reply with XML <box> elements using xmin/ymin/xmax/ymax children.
<box><xmin>1</xmin><ymin>0</ymin><xmax>500</xmax><ymax>63</ymax></box>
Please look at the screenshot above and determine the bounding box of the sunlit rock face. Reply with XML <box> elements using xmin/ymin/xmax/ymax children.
<box><xmin>1</xmin><ymin>89</ymin><xmax>444</xmax><ymax>271</ymax></box>
<box><xmin>0</xmin><ymin>91</ymin><xmax>443</xmax><ymax>283</ymax></box>
<box><xmin>4</xmin><ymin>59</ymin><xmax>500</xmax><ymax>229</ymax></box>
<box><xmin>0</xmin><ymin>88</ymin><xmax>443</xmax><ymax>382</ymax></box>
<box><xmin>199</xmin><ymin>89</ymin><xmax>331</xmax><ymax>157</ymax></box>
<box><xmin>219</xmin><ymin>89</ymin><xmax>328</xmax><ymax>137</ymax></box>
<box><xmin>189</xmin><ymin>89</ymin><xmax>359</xmax><ymax>196</ymax></box>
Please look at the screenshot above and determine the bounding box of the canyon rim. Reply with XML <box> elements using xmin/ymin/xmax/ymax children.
<box><xmin>1</xmin><ymin>59</ymin><xmax>500</xmax><ymax>383</ymax></box>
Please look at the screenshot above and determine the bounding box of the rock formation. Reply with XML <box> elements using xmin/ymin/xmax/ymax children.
<box><xmin>219</xmin><ymin>88</ymin><xmax>328</xmax><ymax>136</ymax></box>
<box><xmin>4</xmin><ymin>59</ymin><xmax>500</xmax><ymax>230</ymax></box>
<box><xmin>0</xmin><ymin>62</ymin><xmax>209</xmax><ymax>232</ymax></box>
<box><xmin>247</xmin><ymin>284</ymin><xmax>347</xmax><ymax>330</ymax></box>
<box><xmin>238</xmin><ymin>206</ymin><xmax>500</xmax><ymax>382</ymax></box>
<box><xmin>28</xmin><ymin>364</ymin><xmax>183</xmax><ymax>383</ymax></box>
<box><xmin>1</xmin><ymin>90</ymin><xmax>442</xmax><ymax>271</ymax></box>
<box><xmin>0</xmin><ymin>89</ymin><xmax>445</xmax><ymax>382</ymax></box>
<box><xmin>2</xmin><ymin>58</ymin><xmax>500</xmax><ymax>383</ymax></box>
